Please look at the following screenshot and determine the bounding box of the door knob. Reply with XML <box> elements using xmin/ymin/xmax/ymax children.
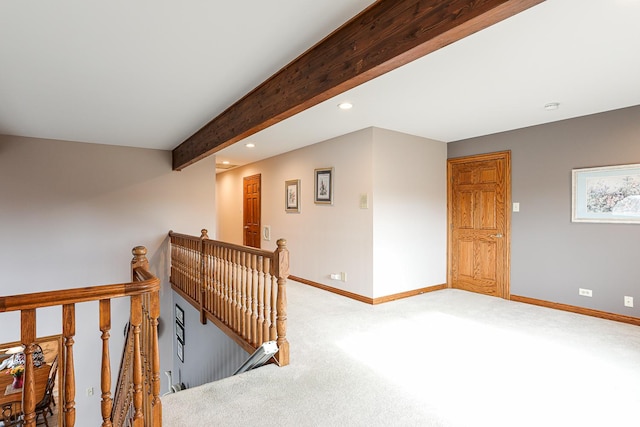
<box><xmin>489</xmin><ymin>233</ymin><xmax>503</xmax><ymax>238</ymax></box>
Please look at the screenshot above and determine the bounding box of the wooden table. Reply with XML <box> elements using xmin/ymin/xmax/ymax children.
<box><xmin>0</xmin><ymin>364</ymin><xmax>50</xmax><ymax>406</ymax></box>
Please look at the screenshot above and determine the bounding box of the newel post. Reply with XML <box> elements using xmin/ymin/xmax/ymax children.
<box><xmin>131</xmin><ymin>246</ymin><xmax>149</xmax><ymax>278</ymax></box>
<box><xmin>274</xmin><ymin>239</ymin><xmax>290</xmax><ymax>366</ymax></box>
<box><xmin>199</xmin><ymin>229</ymin><xmax>209</xmax><ymax>324</ymax></box>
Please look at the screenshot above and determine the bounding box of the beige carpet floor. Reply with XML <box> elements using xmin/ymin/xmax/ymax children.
<box><xmin>163</xmin><ymin>283</ymin><xmax>640</xmax><ymax>426</ymax></box>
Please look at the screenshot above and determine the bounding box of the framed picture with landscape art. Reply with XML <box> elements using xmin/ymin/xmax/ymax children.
<box><xmin>285</xmin><ymin>179</ymin><xmax>300</xmax><ymax>213</ymax></box>
<box><xmin>314</xmin><ymin>167</ymin><xmax>333</xmax><ymax>205</ymax></box>
<box><xmin>572</xmin><ymin>163</ymin><xmax>640</xmax><ymax>224</ymax></box>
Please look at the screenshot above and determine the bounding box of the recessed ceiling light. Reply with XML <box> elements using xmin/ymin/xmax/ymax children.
<box><xmin>338</xmin><ymin>102</ymin><xmax>353</xmax><ymax>110</ymax></box>
<box><xmin>544</xmin><ymin>102</ymin><xmax>560</xmax><ymax>111</ymax></box>
<box><xmin>222</xmin><ymin>160</ymin><xmax>230</xmax><ymax>165</ymax></box>
<box><xmin>245</xmin><ymin>143</ymin><xmax>255</xmax><ymax>148</ymax></box>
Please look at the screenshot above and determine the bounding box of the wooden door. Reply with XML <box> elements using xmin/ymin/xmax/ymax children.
<box><xmin>243</xmin><ymin>174</ymin><xmax>261</xmax><ymax>248</ymax></box>
<box><xmin>448</xmin><ymin>151</ymin><xmax>510</xmax><ymax>298</ymax></box>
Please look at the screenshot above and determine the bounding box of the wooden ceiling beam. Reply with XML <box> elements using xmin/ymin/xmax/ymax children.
<box><xmin>172</xmin><ymin>0</ymin><xmax>544</xmax><ymax>170</ymax></box>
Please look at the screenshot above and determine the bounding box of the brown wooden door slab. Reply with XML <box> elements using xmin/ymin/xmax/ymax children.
<box><xmin>448</xmin><ymin>151</ymin><xmax>511</xmax><ymax>298</ymax></box>
<box><xmin>243</xmin><ymin>174</ymin><xmax>261</xmax><ymax>248</ymax></box>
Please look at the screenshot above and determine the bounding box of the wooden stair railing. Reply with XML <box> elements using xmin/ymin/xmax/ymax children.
<box><xmin>169</xmin><ymin>230</ymin><xmax>290</xmax><ymax>366</ymax></box>
<box><xmin>0</xmin><ymin>246</ymin><xmax>161</xmax><ymax>427</ymax></box>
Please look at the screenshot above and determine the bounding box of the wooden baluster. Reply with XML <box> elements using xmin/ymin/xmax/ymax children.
<box><xmin>150</xmin><ymin>290</ymin><xmax>162</xmax><ymax>426</ymax></box>
<box><xmin>220</xmin><ymin>247</ymin><xmax>226</xmax><ymax>324</ymax></box>
<box><xmin>213</xmin><ymin>245</ymin><xmax>220</xmax><ymax>317</ymax></box>
<box><xmin>203</xmin><ymin>249</ymin><xmax>210</xmax><ymax>314</ymax></box>
<box><xmin>220</xmin><ymin>247</ymin><xmax>226</xmax><ymax>323</ymax></box>
<box><xmin>142</xmin><ymin>295</ymin><xmax>150</xmax><ymax>423</ymax></box>
<box><xmin>21</xmin><ymin>309</ymin><xmax>36</xmax><ymax>427</ymax></box>
<box><xmin>199</xmin><ymin>231</ymin><xmax>207</xmax><ymax>324</ymax></box>
<box><xmin>218</xmin><ymin>244</ymin><xmax>224</xmax><ymax>319</ymax></box>
<box><xmin>189</xmin><ymin>241</ymin><xmax>195</xmax><ymax>298</ymax></box>
<box><xmin>100</xmin><ymin>299</ymin><xmax>113</xmax><ymax>427</ymax></box>
<box><xmin>275</xmin><ymin>239</ymin><xmax>290</xmax><ymax>366</ymax></box>
<box><xmin>270</xmin><ymin>274</ymin><xmax>277</xmax><ymax>341</ymax></box>
<box><xmin>179</xmin><ymin>241</ymin><xmax>185</xmax><ymax>289</ymax></box>
<box><xmin>245</xmin><ymin>252</ymin><xmax>254</xmax><ymax>344</ymax></box>
<box><xmin>211</xmin><ymin>244</ymin><xmax>217</xmax><ymax>317</ymax></box>
<box><xmin>63</xmin><ymin>303</ymin><xmax>77</xmax><ymax>426</ymax></box>
<box><xmin>229</xmin><ymin>249</ymin><xmax>236</xmax><ymax>330</ymax></box>
<box><xmin>241</xmin><ymin>252</ymin><xmax>248</xmax><ymax>341</ymax></box>
<box><xmin>175</xmin><ymin>241</ymin><xmax>181</xmax><ymax>288</ymax></box>
<box><xmin>230</xmin><ymin>248</ymin><xmax>235</xmax><ymax>329</ymax></box>
<box><xmin>256</xmin><ymin>256</ymin><xmax>265</xmax><ymax>345</ymax></box>
<box><xmin>251</xmin><ymin>254</ymin><xmax>259</xmax><ymax>346</ymax></box>
<box><xmin>186</xmin><ymin>240</ymin><xmax>191</xmax><ymax>296</ymax></box>
<box><xmin>225</xmin><ymin>247</ymin><xmax>232</xmax><ymax>326</ymax></box>
<box><xmin>173</xmin><ymin>238</ymin><xmax>179</xmax><ymax>287</ymax></box>
<box><xmin>262</xmin><ymin>257</ymin><xmax>271</xmax><ymax>342</ymax></box>
<box><xmin>131</xmin><ymin>295</ymin><xmax>144</xmax><ymax>426</ymax></box>
<box><xmin>233</xmin><ymin>249</ymin><xmax>241</xmax><ymax>332</ymax></box>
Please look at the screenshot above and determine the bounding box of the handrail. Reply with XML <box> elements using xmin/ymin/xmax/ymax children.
<box><xmin>0</xmin><ymin>272</ymin><xmax>159</xmax><ymax>312</ymax></box>
<box><xmin>168</xmin><ymin>231</ymin><xmax>275</xmax><ymax>257</ymax></box>
<box><xmin>169</xmin><ymin>229</ymin><xmax>290</xmax><ymax>366</ymax></box>
<box><xmin>0</xmin><ymin>246</ymin><xmax>161</xmax><ymax>427</ymax></box>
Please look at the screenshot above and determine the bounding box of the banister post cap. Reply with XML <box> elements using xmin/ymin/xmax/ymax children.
<box><xmin>201</xmin><ymin>229</ymin><xmax>209</xmax><ymax>239</ymax></box>
<box><xmin>132</xmin><ymin>246</ymin><xmax>147</xmax><ymax>256</ymax></box>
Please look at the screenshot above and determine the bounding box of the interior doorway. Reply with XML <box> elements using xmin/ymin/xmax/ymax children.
<box><xmin>447</xmin><ymin>151</ymin><xmax>511</xmax><ymax>298</ymax></box>
<box><xmin>243</xmin><ymin>174</ymin><xmax>261</xmax><ymax>248</ymax></box>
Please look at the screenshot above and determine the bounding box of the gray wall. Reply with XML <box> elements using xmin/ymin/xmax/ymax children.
<box><xmin>171</xmin><ymin>292</ymin><xmax>247</xmax><ymax>390</ymax></box>
<box><xmin>448</xmin><ymin>105</ymin><xmax>640</xmax><ymax>316</ymax></box>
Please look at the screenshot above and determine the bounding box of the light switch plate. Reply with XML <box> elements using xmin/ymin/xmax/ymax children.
<box><xmin>513</xmin><ymin>202</ymin><xmax>520</xmax><ymax>212</ymax></box>
<box><xmin>360</xmin><ymin>193</ymin><xmax>368</xmax><ymax>209</ymax></box>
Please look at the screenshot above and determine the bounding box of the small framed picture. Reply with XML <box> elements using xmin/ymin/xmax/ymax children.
<box><xmin>285</xmin><ymin>179</ymin><xmax>300</xmax><ymax>213</ymax></box>
<box><xmin>176</xmin><ymin>323</ymin><xmax>185</xmax><ymax>344</ymax></box>
<box><xmin>175</xmin><ymin>304</ymin><xmax>184</xmax><ymax>326</ymax></box>
<box><xmin>314</xmin><ymin>167</ymin><xmax>334</xmax><ymax>205</ymax></box>
<box><xmin>177</xmin><ymin>340</ymin><xmax>184</xmax><ymax>363</ymax></box>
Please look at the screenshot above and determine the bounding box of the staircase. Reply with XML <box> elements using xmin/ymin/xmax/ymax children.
<box><xmin>0</xmin><ymin>246</ymin><xmax>161</xmax><ymax>427</ymax></box>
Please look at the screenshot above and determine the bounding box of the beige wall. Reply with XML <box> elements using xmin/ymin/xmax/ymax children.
<box><xmin>372</xmin><ymin>128</ymin><xmax>447</xmax><ymax>297</ymax></box>
<box><xmin>0</xmin><ymin>135</ymin><xmax>217</xmax><ymax>425</ymax></box>
<box><xmin>216</xmin><ymin>127</ymin><xmax>447</xmax><ymax>299</ymax></box>
<box><xmin>218</xmin><ymin>128</ymin><xmax>375</xmax><ymax>296</ymax></box>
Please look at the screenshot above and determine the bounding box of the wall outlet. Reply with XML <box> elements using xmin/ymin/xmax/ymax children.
<box><xmin>330</xmin><ymin>273</ymin><xmax>340</xmax><ymax>280</ymax></box>
<box><xmin>624</xmin><ymin>296</ymin><xmax>634</xmax><ymax>307</ymax></box>
<box><xmin>86</xmin><ymin>387</ymin><xmax>94</xmax><ymax>396</ymax></box>
<box><xmin>340</xmin><ymin>272</ymin><xmax>347</xmax><ymax>282</ymax></box>
<box><xmin>578</xmin><ymin>288</ymin><xmax>593</xmax><ymax>297</ymax></box>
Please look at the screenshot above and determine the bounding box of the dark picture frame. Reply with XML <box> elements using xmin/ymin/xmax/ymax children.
<box><xmin>285</xmin><ymin>179</ymin><xmax>301</xmax><ymax>213</ymax></box>
<box><xmin>314</xmin><ymin>167</ymin><xmax>334</xmax><ymax>205</ymax></box>
<box><xmin>175</xmin><ymin>304</ymin><xmax>184</xmax><ymax>326</ymax></box>
<box><xmin>177</xmin><ymin>340</ymin><xmax>184</xmax><ymax>362</ymax></box>
<box><xmin>176</xmin><ymin>322</ymin><xmax>185</xmax><ymax>344</ymax></box>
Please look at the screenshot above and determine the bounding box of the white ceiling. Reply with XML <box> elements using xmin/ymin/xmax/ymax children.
<box><xmin>1</xmin><ymin>0</ymin><xmax>639</xmax><ymax>170</ymax></box>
